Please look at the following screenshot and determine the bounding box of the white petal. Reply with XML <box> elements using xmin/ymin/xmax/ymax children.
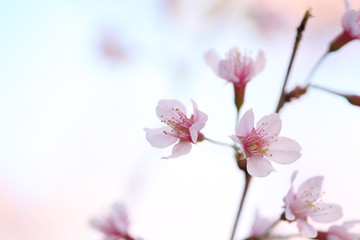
<box><xmin>252</xmin><ymin>50</ymin><xmax>265</xmax><ymax>76</ymax></box>
<box><xmin>297</xmin><ymin>176</ymin><xmax>324</xmax><ymax>203</ymax></box>
<box><xmin>297</xmin><ymin>219</ymin><xmax>317</xmax><ymax>238</ymax></box>
<box><xmin>218</xmin><ymin>60</ymin><xmax>238</xmax><ymax>83</ymax></box>
<box><xmin>111</xmin><ymin>202</ymin><xmax>129</xmax><ymax>234</ymax></box>
<box><xmin>283</xmin><ymin>195</ymin><xmax>296</xmax><ymax>221</ymax></box>
<box><xmin>162</xmin><ymin>141</ymin><xmax>192</xmax><ymax>159</ymax></box>
<box><xmin>269</xmin><ymin>136</ymin><xmax>301</xmax><ymax>151</ymax></box>
<box><xmin>191</xmin><ymin>99</ymin><xmax>208</xmax><ymax>123</ymax></box>
<box><xmin>342</xmin><ymin>10</ymin><xmax>360</xmax><ymax>37</ymax></box>
<box><xmin>204</xmin><ymin>49</ymin><xmax>220</xmax><ymax>76</ymax></box>
<box><xmin>291</xmin><ymin>170</ymin><xmax>298</xmax><ymax>183</ymax></box>
<box><xmin>266</xmin><ymin>150</ymin><xmax>301</xmax><ymax>164</ymax></box>
<box><xmin>247</xmin><ymin>156</ymin><xmax>275</xmax><ymax>177</ymax></box>
<box><xmin>283</xmin><ymin>172</ymin><xmax>298</xmax><ymax>220</ymax></box>
<box><xmin>229</xmin><ymin>135</ymin><xmax>242</xmax><ymax>146</ymax></box>
<box><xmin>189</xmin><ymin>122</ymin><xmax>205</xmax><ymax>143</ymax></box>
<box><xmin>144</xmin><ymin>127</ymin><xmax>178</xmax><ymax>148</ymax></box>
<box><xmin>310</xmin><ymin>203</ymin><xmax>343</xmax><ymax>223</ymax></box>
<box><xmin>235</xmin><ymin>109</ymin><xmax>254</xmax><ymax>136</ymax></box>
<box><xmin>156</xmin><ymin>99</ymin><xmax>187</xmax><ymax>119</ymax></box>
<box><xmin>256</xmin><ymin>113</ymin><xmax>281</xmax><ymax>138</ymax></box>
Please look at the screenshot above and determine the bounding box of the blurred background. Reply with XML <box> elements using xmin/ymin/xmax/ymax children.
<box><xmin>0</xmin><ymin>0</ymin><xmax>359</xmax><ymax>239</ymax></box>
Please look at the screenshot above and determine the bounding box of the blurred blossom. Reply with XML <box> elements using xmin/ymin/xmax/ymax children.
<box><xmin>246</xmin><ymin>6</ymin><xmax>288</xmax><ymax>35</ymax></box>
<box><xmin>99</xmin><ymin>28</ymin><xmax>129</xmax><ymax>64</ymax></box>
<box><xmin>317</xmin><ymin>221</ymin><xmax>360</xmax><ymax>240</ymax></box>
<box><xmin>245</xmin><ymin>211</ymin><xmax>279</xmax><ymax>240</ymax></box>
<box><xmin>283</xmin><ymin>171</ymin><xmax>343</xmax><ymax>238</ymax></box>
<box><xmin>205</xmin><ymin>48</ymin><xmax>265</xmax><ymax>110</ymax></box>
<box><xmin>230</xmin><ymin>109</ymin><xmax>301</xmax><ymax>177</ymax></box>
<box><xmin>204</xmin><ymin>48</ymin><xmax>265</xmax><ymax>86</ymax></box>
<box><xmin>144</xmin><ymin>99</ymin><xmax>208</xmax><ymax>159</ymax></box>
<box><xmin>329</xmin><ymin>0</ymin><xmax>360</xmax><ymax>52</ymax></box>
<box><xmin>90</xmin><ymin>202</ymin><xmax>138</xmax><ymax>240</ymax></box>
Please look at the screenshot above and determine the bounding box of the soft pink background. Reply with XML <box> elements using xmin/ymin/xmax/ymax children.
<box><xmin>0</xmin><ymin>0</ymin><xmax>359</xmax><ymax>239</ymax></box>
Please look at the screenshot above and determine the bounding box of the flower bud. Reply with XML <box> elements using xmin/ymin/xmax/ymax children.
<box><xmin>345</xmin><ymin>94</ymin><xmax>360</xmax><ymax>107</ymax></box>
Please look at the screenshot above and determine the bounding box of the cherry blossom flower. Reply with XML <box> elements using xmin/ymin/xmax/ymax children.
<box><xmin>230</xmin><ymin>109</ymin><xmax>301</xmax><ymax>177</ymax></box>
<box><xmin>283</xmin><ymin>171</ymin><xmax>343</xmax><ymax>238</ymax></box>
<box><xmin>204</xmin><ymin>47</ymin><xmax>265</xmax><ymax>85</ymax></box>
<box><xmin>145</xmin><ymin>99</ymin><xmax>208</xmax><ymax>159</ymax></box>
<box><xmin>204</xmin><ymin>47</ymin><xmax>265</xmax><ymax>110</ymax></box>
<box><xmin>90</xmin><ymin>202</ymin><xmax>136</xmax><ymax>240</ymax></box>
<box><xmin>329</xmin><ymin>0</ymin><xmax>360</xmax><ymax>52</ymax></box>
<box><xmin>317</xmin><ymin>221</ymin><xmax>360</xmax><ymax>240</ymax></box>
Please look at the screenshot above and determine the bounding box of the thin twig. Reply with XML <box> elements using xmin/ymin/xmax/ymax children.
<box><xmin>309</xmin><ymin>84</ymin><xmax>342</xmax><ymax>96</ymax></box>
<box><xmin>230</xmin><ymin>172</ymin><xmax>252</xmax><ymax>240</ymax></box>
<box><xmin>204</xmin><ymin>137</ymin><xmax>237</xmax><ymax>149</ymax></box>
<box><xmin>275</xmin><ymin>9</ymin><xmax>313</xmax><ymax>113</ymax></box>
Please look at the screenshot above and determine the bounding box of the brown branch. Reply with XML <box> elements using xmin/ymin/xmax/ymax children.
<box><xmin>275</xmin><ymin>9</ymin><xmax>313</xmax><ymax>113</ymax></box>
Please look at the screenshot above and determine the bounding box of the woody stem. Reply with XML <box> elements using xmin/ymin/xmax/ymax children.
<box><xmin>230</xmin><ymin>172</ymin><xmax>252</xmax><ymax>240</ymax></box>
<box><xmin>275</xmin><ymin>9</ymin><xmax>312</xmax><ymax>113</ymax></box>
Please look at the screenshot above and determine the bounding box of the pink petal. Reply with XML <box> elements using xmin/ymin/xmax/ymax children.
<box><xmin>256</xmin><ymin>113</ymin><xmax>281</xmax><ymax>138</ymax></box>
<box><xmin>310</xmin><ymin>203</ymin><xmax>342</xmax><ymax>223</ymax></box>
<box><xmin>112</xmin><ymin>203</ymin><xmax>129</xmax><ymax>234</ymax></box>
<box><xmin>284</xmin><ymin>207</ymin><xmax>296</xmax><ymax>221</ymax></box>
<box><xmin>204</xmin><ymin>49</ymin><xmax>220</xmax><ymax>76</ymax></box>
<box><xmin>269</xmin><ymin>136</ymin><xmax>301</xmax><ymax>151</ymax></box>
<box><xmin>344</xmin><ymin>0</ymin><xmax>351</xmax><ymax>11</ymax></box>
<box><xmin>327</xmin><ymin>235</ymin><xmax>345</xmax><ymax>240</ymax></box>
<box><xmin>247</xmin><ymin>156</ymin><xmax>275</xmax><ymax>177</ymax></box>
<box><xmin>297</xmin><ymin>176</ymin><xmax>324</xmax><ymax>203</ymax></box>
<box><xmin>252</xmin><ymin>50</ymin><xmax>266</xmax><ymax>76</ymax></box>
<box><xmin>283</xmin><ymin>171</ymin><xmax>297</xmax><ymax>220</ymax></box>
<box><xmin>266</xmin><ymin>149</ymin><xmax>301</xmax><ymax>164</ymax></box>
<box><xmin>218</xmin><ymin>60</ymin><xmax>238</xmax><ymax>83</ymax></box>
<box><xmin>189</xmin><ymin>122</ymin><xmax>206</xmax><ymax>143</ymax></box>
<box><xmin>291</xmin><ymin>170</ymin><xmax>298</xmax><ymax>183</ymax></box>
<box><xmin>191</xmin><ymin>99</ymin><xmax>208</xmax><ymax>123</ymax></box>
<box><xmin>250</xmin><ymin>210</ymin><xmax>272</xmax><ymax>237</ymax></box>
<box><xmin>90</xmin><ymin>217</ymin><xmax>115</xmax><ymax>235</ymax></box>
<box><xmin>229</xmin><ymin>135</ymin><xmax>243</xmax><ymax>146</ymax></box>
<box><xmin>342</xmin><ymin>10</ymin><xmax>360</xmax><ymax>37</ymax></box>
<box><xmin>144</xmin><ymin>127</ymin><xmax>178</xmax><ymax>148</ymax></box>
<box><xmin>162</xmin><ymin>141</ymin><xmax>192</xmax><ymax>159</ymax></box>
<box><xmin>236</xmin><ymin>109</ymin><xmax>254</xmax><ymax>136</ymax></box>
<box><xmin>283</xmin><ymin>195</ymin><xmax>296</xmax><ymax>221</ymax></box>
<box><xmin>341</xmin><ymin>220</ymin><xmax>360</xmax><ymax>229</ymax></box>
<box><xmin>328</xmin><ymin>221</ymin><xmax>360</xmax><ymax>240</ymax></box>
<box><xmin>297</xmin><ymin>219</ymin><xmax>317</xmax><ymax>238</ymax></box>
<box><xmin>156</xmin><ymin>99</ymin><xmax>187</xmax><ymax>119</ymax></box>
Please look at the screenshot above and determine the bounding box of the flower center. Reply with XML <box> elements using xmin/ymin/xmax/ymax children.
<box><xmin>294</xmin><ymin>185</ymin><xmax>325</xmax><ymax>218</ymax></box>
<box><xmin>160</xmin><ymin>108</ymin><xmax>193</xmax><ymax>141</ymax></box>
<box><xmin>227</xmin><ymin>51</ymin><xmax>251</xmax><ymax>84</ymax></box>
<box><xmin>241</xmin><ymin>124</ymin><xmax>276</xmax><ymax>157</ymax></box>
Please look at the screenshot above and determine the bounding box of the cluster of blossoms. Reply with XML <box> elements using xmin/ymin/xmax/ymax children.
<box><xmin>90</xmin><ymin>1</ymin><xmax>360</xmax><ymax>239</ymax></box>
